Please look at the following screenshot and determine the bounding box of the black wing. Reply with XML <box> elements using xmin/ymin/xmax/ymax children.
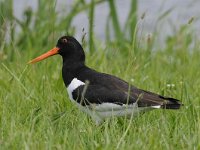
<box><xmin>107</xmin><ymin>74</ymin><xmax>182</xmax><ymax>109</ymax></box>
<box><xmin>71</xmin><ymin>84</ymin><xmax>136</xmax><ymax>106</ymax></box>
<box><xmin>75</xmin><ymin>68</ymin><xmax>182</xmax><ymax>109</ymax></box>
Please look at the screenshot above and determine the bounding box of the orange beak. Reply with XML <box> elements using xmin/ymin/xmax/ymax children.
<box><xmin>28</xmin><ymin>47</ymin><xmax>59</xmax><ymax>64</ymax></box>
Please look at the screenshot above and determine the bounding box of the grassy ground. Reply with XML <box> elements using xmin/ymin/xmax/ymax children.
<box><xmin>1</xmin><ymin>37</ymin><xmax>200</xmax><ymax>149</ymax></box>
<box><xmin>1</xmin><ymin>1</ymin><xmax>200</xmax><ymax>150</ymax></box>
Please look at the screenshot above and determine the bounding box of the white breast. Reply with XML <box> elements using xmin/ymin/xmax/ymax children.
<box><xmin>67</xmin><ymin>78</ymin><xmax>85</xmax><ymax>100</ymax></box>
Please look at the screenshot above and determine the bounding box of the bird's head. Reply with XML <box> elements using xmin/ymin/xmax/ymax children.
<box><xmin>28</xmin><ymin>36</ymin><xmax>85</xmax><ymax>64</ymax></box>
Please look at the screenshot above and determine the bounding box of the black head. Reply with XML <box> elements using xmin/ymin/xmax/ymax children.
<box><xmin>57</xmin><ymin>36</ymin><xmax>85</xmax><ymax>62</ymax></box>
<box><xmin>28</xmin><ymin>36</ymin><xmax>85</xmax><ymax>64</ymax></box>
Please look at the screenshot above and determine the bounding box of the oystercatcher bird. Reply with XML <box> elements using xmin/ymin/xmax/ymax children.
<box><xmin>29</xmin><ymin>36</ymin><xmax>182</xmax><ymax>124</ymax></box>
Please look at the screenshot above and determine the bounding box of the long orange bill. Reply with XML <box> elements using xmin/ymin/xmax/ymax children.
<box><xmin>28</xmin><ymin>47</ymin><xmax>59</xmax><ymax>64</ymax></box>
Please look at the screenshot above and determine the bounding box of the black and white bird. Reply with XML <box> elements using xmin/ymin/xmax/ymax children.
<box><xmin>29</xmin><ymin>36</ymin><xmax>183</xmax><ymax>124</ymax></box>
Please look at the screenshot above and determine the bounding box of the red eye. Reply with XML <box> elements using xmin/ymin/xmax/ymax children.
<box><xmin>62</xmin><ymin>38</ymin><xmax>67</xmax><ymax>43</ymax></box>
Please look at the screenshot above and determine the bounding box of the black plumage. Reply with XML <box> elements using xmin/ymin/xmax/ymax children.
<box><xmin>29</xmin><ymin>35</ymin><xmax>183</xmax><ymax>124</ymax></box>
<box><xmin>59</xmin><ymin>36</ymin><xmax>182</xmax><ymax>109</ymax></box>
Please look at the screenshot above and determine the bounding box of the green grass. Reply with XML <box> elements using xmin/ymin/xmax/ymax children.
<box><xmin>1</xmin><ymin>0</ymin><xmax>200</xmax><ymax>149</ymax></box>
<box><xmin>1</xmin><ymin>39</ymin><xmax>200</xmax><ymax>149</ymax></box>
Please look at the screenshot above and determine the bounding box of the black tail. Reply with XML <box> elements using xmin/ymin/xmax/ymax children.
<box><xmin>159</xmin><ymin>96</ymin><xmax>183</xmax><ymax>109</ymax></box>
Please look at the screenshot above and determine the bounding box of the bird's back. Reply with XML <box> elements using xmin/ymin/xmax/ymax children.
<box><xmin>75</xmin><ymin>67</ymin><xmax>182</xmax><ymax>109</ymax></box>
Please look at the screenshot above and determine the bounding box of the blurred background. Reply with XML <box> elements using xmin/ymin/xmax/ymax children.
<box><xmin>0</xmin><ymin>0</ymin><xmax>200</xmax><ymax>62</ymax></box>
<box><xmin>12</xmin><ymin>0</ymin><xmax>200</xmax><ymax>41</ymax></box>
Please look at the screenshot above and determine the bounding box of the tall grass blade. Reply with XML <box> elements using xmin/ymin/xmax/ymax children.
<box><xmin>127</xmin><ymin>0</ymin><xmax>137</xmax><ymax>42</ymax></box>
<box><xmin>88</xmin><ymin>0</ymin><xmax>95</xmax><ymax>53</ymax></box>
<box><xmin>108</xmin><ymin>0</ymin><xmax>123</xmax><ymax>42</ymax></box>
